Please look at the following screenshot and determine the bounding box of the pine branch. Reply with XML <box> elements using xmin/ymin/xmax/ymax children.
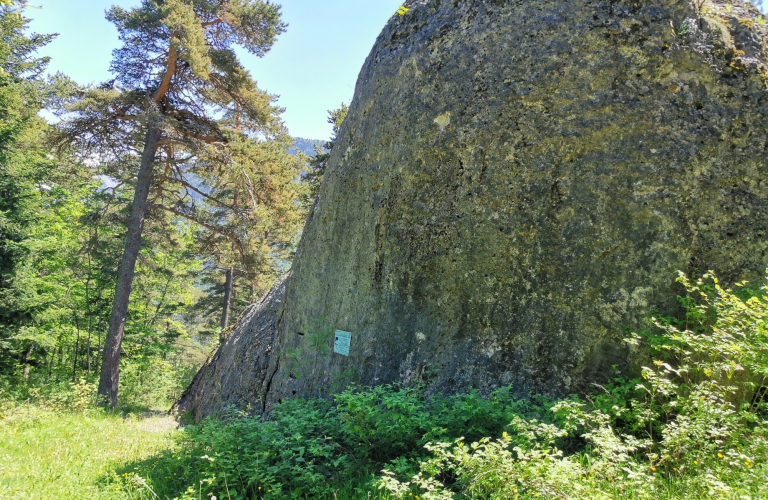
<box><xmin>155</xmin><ymin>175</ymin><xmax>240</xmax><ymax>211</ymax></box>
<box><xmin>153</xmin><ymin>42</ymin><xmax>177</xmax><ymax>103</ymax></box>
<box><xmin>148</xmin><ymin>203</ymin><xmax>245</xmax><ymax>257</ymax></box>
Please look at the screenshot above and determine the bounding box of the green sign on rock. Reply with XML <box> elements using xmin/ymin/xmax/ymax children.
<box><xmin>334</xmin><ymin>330</ymin><xmax>352</xmax><ymax>356</ymax></box>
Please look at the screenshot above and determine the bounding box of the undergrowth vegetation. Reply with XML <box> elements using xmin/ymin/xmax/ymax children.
<box><xmin>114</xmin><ymin>387</ymin><xmax>554</xmax><ymax>499</ymax></box>
<box><xmin>2</xmin><ymin>270</ymin><xmax>767</xmax><ymax>499</ymax></box>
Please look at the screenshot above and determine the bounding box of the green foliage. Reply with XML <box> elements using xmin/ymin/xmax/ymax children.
<box><xmin>335</xmin><ymin>385</ymin><xmax>553</xmax><ymax>465</ymax></box>
<box><xmin>378</xmin><ymin>270</ymin><xmax>768</xmax><ymax>499</ymax></box>
<box><xmin>106</xmin><ymin>385</ymin><xmax>552</xmax><ymax>499</ymax></box>
<box><xmin>0</xmin><ymin>173</ymin><xmax>210</xmax><ymax>409</ymax></box>
<box><xmin>0</xmin><ymin>4</ymin><xmax>54</xmax><ymax>357</ymax></box>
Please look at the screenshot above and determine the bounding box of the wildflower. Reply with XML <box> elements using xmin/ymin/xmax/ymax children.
<box><xmin>718</xmin><ymin>453</ymin><xmax>724</xmax><ymax>459</ymax></box>
<box><xmin>652</xmin><ymin>467</ymin><xmax>656</xmax><ymax>472</ymax></box>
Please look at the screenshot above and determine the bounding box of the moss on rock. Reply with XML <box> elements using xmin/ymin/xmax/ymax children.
<box><xmin>180</xmin><ymin>0</ymin><xmax>768</xmax><ymax>419</ymax></box>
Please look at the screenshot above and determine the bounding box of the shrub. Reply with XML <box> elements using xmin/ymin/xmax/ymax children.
<box><xmin>119</xmin><ymin>385</ymin><xmax>553</xmax><ymax>499</ymax></box>
<box><xmin>378</xmin><ymin>270</ymin><xmax>768</xmax><ymax>499</ymax></box>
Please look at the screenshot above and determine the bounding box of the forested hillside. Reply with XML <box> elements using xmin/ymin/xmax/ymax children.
<box><xmin>2</xmin><ymin>0</ymin><xmax>768</xmax><ymax>499</ymax></box>
<box><xmin>289</xmin><ymin>137</ymin><xmax>324</xmax><ymax>157</ymax></box>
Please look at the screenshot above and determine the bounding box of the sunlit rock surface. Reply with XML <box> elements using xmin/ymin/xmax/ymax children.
<box><xmin>178</xmin><ymin>0</ymin><xmax>768</xmax><ymax>420</ymax></box>
<box><xmin>174</xmin><ymin>276</ymin><xmax>286</xmax><ymax>420</ymax></box>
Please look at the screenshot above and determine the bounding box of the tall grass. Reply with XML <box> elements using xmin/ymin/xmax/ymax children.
<box><xmin>0</xmin><ymin>403</ymin><xmax>178</xmax><ymax>500</ymax></box>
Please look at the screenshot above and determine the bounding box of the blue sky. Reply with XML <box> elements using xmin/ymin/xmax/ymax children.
<box><xmin>27</xmin><ymin>0</ymin><xmax>404</xmax><ymax>140</ymax></box>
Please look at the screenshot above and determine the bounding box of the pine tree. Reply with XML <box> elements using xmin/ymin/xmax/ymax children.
<box><xmin>52</xmin><ymin>0</ymin><xmax>295</xmax><ymax>406</ymax></box>
<box><xmin>304</xmin><ymin>103</ymin><xmax>347</xmax><ymax>203</ymax></box>
<box><xmin>0</xmin><ymin>1</ymin><xmax>54</xmax><ymax>373</ymax></box>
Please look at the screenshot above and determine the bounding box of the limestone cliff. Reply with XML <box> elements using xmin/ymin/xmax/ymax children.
<box><xmin>177</xmin><ymin>0</ymin><xmax>768</xmax><ymax>421</ymax></box>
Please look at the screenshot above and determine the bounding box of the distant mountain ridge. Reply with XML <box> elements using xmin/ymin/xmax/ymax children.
<box><xmin>288</xmin><ymin>137</ymin><xmax>324</xmax><ymax>157</ymax></box>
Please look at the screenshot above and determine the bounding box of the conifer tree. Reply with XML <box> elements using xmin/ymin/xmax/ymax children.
<box><xmin>0</xmin><ymin>1</ymin><xmax>54</xmax><ymax>372</ymax></box>
<box><xmin>304</xmin><ymin>103</ymin><xmax>347</xmax><ymax>203</ymax></box>
<box><xmin>53</xmin><ymin>0</ymin><xmax>297</xmax><ymax>406</ymax></box>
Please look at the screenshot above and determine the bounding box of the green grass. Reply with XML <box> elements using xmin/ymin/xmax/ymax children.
<box><xmin>0</xmin><ymin>402</ymin><xmax>390</xmax><ymax>500</ymax></box>
<box><xmin>0</xmin><ymin>405</ymin><xmax>179</xmax><ymax>500</ymax></box>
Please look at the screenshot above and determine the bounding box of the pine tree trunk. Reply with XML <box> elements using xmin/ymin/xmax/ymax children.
<box><xmin>87</xmin><ymin>335</ymin><xmax>92</xmax><ymax>375</ymax></box>
<box><xmin>98</xmin><ymin>126</ymin><xmax>161</xmax><ymax>407</ymax></box>
<box><xmin>72</xmin><ymin>309</ymin><xmax>82</xmax><ymax>383</ymax></box>
<box><xmin>221</xmin><ymin>267</ymin><xmax>233</xmax><ymax>330</ymax></box>
<box><xmin>22</xmin><ymin>344</ymin><xmax>33</xmax><ymax>382</ymax></box>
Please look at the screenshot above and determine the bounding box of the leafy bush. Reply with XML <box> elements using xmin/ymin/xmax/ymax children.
<box><xmin>378</xmin><ymin>271</ymin><xmax>768</xmax><ymax>499</ymax></box>
<box><xmin>0</xmin><ymin>376</ymin><xmax>103</xmax><ymax>416</ymax></box>
<box><xmin>119</xmin><ymin>356</ymin><xmax>200</xmax><ymax>412</ymax></box>
<box><xmin>116</xmin><ymin>385</ymin><xmax>553</xmax><ymax>499</ymax></box>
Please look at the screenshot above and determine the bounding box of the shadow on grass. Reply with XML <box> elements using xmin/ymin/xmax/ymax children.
<box><xmin>112</xmin><ymin>446</ymin><xmax>388</xmax><ymax>500</ymax></box>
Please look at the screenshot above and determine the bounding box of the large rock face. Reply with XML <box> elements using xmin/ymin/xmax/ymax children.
<box><xmin>174</xmin><ymin>276</ymin><xmax>286</xmax><ymax>419</ymax></box>
<box><xmin>180</xmin><ymin>0</ymin><xmax>768</xmax><ymax>420</ymax></box>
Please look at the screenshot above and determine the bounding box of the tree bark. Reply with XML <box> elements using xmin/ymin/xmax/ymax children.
<box><xmin>87</xmin><ymin>335</ymin><xmax>92</xmax><ymax>375</ymax></box>
<box><xmin>221</xmin><ymin>267</ymin><xmax>233</xmax><ymax>330</ymax></box>
<box><xmin>72</xmin><ymin>310</ymin><xmax>82</xmax><ymax>383</ymax></box>
<box><xmin>98</xmin><ymin>125</ymin><xmax>161</xmax><ymax>407</ymax></box>
<box><xmin>22</xmin><ymin>344</ymin><xmax>33</xmax><ymax>382</ymax></box>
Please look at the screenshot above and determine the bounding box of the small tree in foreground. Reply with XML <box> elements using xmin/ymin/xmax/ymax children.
<box><xmin>52</xmin><ymin>0</ymin><xmax>299</xmax><ymax>407</ymax></box>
